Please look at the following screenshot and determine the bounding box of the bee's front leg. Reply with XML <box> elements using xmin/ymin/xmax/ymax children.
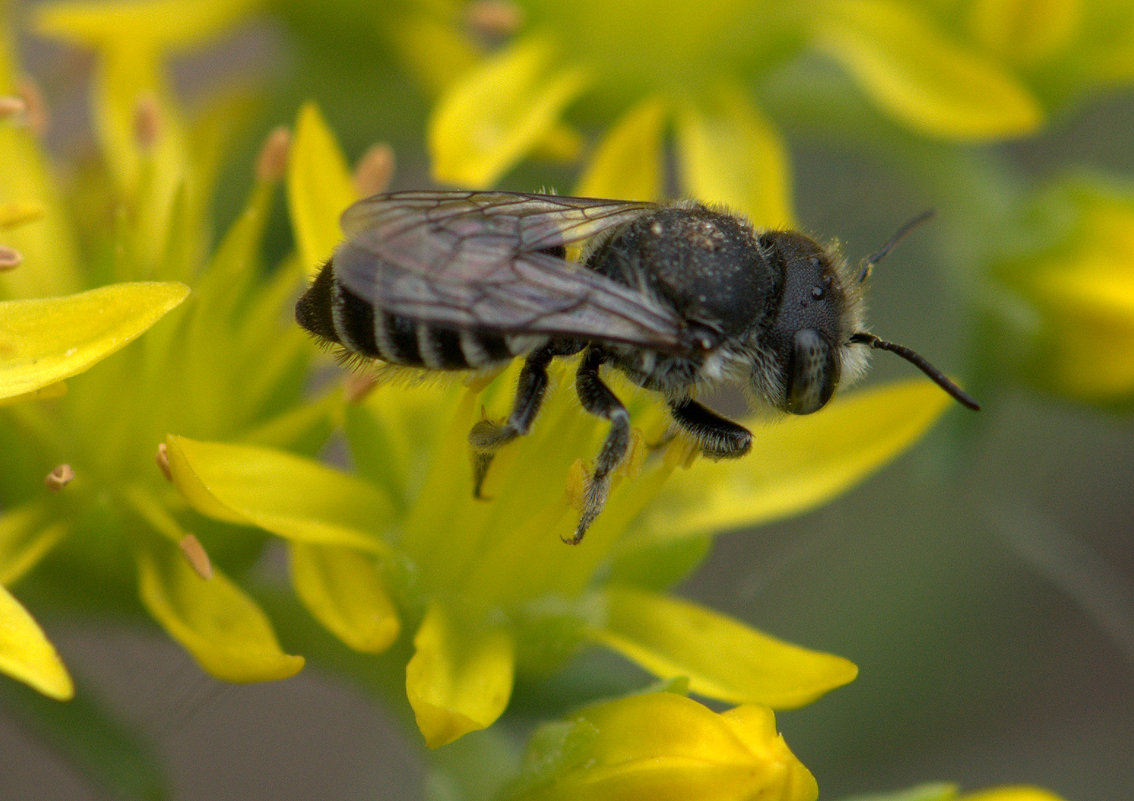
<box><xmin>569</xmin><ymin>346</ymin><xmax>630</xmax><ymax>545</ymax></box>
<box><xmin>666</xmin><ymin>398</ymin><xmax>752</xmax><ymax>460</ymax></box>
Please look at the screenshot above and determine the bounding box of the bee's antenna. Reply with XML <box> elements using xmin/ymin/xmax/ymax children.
<box><xmin>850</xmin><ymin>332</ymin><xmax>980</xmax><ymax>410</ymax></box>
<box><xmin>857</xmin><ymin>209</ymin><xmax>936</xmax><ymax>283</ymax></box>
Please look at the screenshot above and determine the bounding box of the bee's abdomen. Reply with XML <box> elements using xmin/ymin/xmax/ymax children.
<box><xmin>369</xmin><ymin>311</ymin><xmax>517</xmax><ymax>370</ymax></box>
<box><xmin>297</xmin><ymin>263</ymin><xmax>526</xmax><ymax>370</ymax></box>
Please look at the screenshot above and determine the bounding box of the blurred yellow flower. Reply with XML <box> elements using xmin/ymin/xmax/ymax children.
<box><xmin>417</xmin><ymin>0</ymin><xmax>1134</xmax><ymax>227</ymax></box>
<box><xmin>812</xmin><ymin>0</ymin><xmax>1043</xmax><ymax>139</ymax></box>
<box><xmin>962</xmin><ymin>786</ymin><xmax>1067</xmax><ymax>801</ymax></box>
<box><xmin>424</xmin><ymin>2</ymin><xmax>800</xmax><ymax>227</ymax></box>
<box><xmin>987</xmin><ymin>176</ymin><xmax>1134</xmax><ymax>404</ymax></box>
<box><xmin>504</xmin><ymin>692</ymin><xmax>817</xmax><ymax>801</ymax></box>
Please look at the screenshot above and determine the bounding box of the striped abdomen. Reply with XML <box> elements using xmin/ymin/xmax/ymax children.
<box><xmin>296</xmin><ymin>260</ymin><xmax>540</xmax><ymax>370</ymax></box>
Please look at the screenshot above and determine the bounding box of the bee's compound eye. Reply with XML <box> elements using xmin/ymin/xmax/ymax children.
<box><xmin>786</xmin><ymin>329</ymin><xmax>838</xmax><ymax>414</ymax></box>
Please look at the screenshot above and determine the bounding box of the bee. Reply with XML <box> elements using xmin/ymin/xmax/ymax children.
<box><xmin>296</xmin><ymin>191</ymin><xmax>979</xmax><ymax>544</ymax></box>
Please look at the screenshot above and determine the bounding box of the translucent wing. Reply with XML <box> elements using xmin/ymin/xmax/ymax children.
<box><xmin>333</xmin><ymin>191</ymin><xmax>697</xmax><ymax>352</ymax></box>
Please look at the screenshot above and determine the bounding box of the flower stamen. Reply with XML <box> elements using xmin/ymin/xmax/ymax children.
<box><xmin>16</xmin><ymin>77</ymin><xmax>47</xmax><ymax>135</ymax></box>
<box><xmin>0</xmin><ymin>246</ymin><xmax>22</xmax><ymax>271</ymax></box>
<box><xmin>44</xmin><ymin>464</ymin><xmax>75</xmax><ymax>492</ymax></box>
<box><xmin>0</xmin><ymin>94</ymin><xmax>27</xmax><ymax>120</ymax></box>
<box><xmin>256</xmin><ymin>126</ymin><xmax>291</xmax><ymax>184</ymax></box>
<box><xmin>178</xmin><ymin>533</ymin><xmax>214</xmax><ymax>580</ymax></box>
<box><xmin>155</xmin><ymin>442</ymin><xmax>173</xmax><ymax>481</ymax></box>
<box><xmin>353</xmin><ymin>142</ymin><xmax>396</xmax><ymax>197</ymax></box>
<box><xmin>466</xmin><ymin>0</ymin><xmax>524</xmax><ymax>41</ymax></box>
<box><xmin>133</xmin><ymin>95</ymin><xmax>161</xmax><ymax>152</ymax></box>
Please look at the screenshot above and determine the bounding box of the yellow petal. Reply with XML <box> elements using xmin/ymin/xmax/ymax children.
<box><xmin>529</xmin><ymin>121</ymin><xmax>585</xmax><ymax>163</ymax></box>
<box><xmin>993</xmin><ymin>178</ymin><xmax>1134</xmax><ymax>402</ymax></box>
<box><xmin>287</xmin><ymin>102</ymin><xmax>357</xmax><ymax>273</ymax></box>
<box><xmin>0</xmin><ymin>501</ymin><xmax>69</xmax><ymax>585</ymax></box>
<box><xmin>35</xmin><ymin>0</ymin><xmax>258</xmax><ymax>52</ymax></box>
<box><xmin>406</xmin><ymin>602</ymin><xmax>514</xmax><ymax>748</ymax></box>
<box><xmin>967</xmin><ymin>0</ymin><xmax>1081</xmax><ymax>66</ymax></box>
<box><xmin>0</xmin><ymin>67</ymin><xmax>82</xmax><ymax>298</ymax></box>
<box><xmin>574</xmin><ymin>96</ymin><xmax>669</xmax><ymax>202</ymax></box>
<box><xmin>1027</xmin><ymin>261</ymin><xmax>1134</xmax><ymax>399</ymax></box>
<box><xmin>429</xmin><ymin>37</ymin><xmax>589</xmax><ymax>187</ymax></box>
<box><xmin>165</xmin><ymin>435</ymin><xmax>393</xmax><ymax>554</ymax></box>
<box><xmin>523</xmin><ymin>693</ymin><xmax>817</xmax><ymax>801</ymax></box>
<box><xmin>0</xmin><ymin>380</ymin><xmax>67</xmax><ymax>406</ymax></box>
<box><xmin>385</xmin><ymin>10</ymin><xmax>481</xmax><ymax>97</ymax></box>
<box><xmin>289</xmin><ymin>542</ymin><xmax>400</xmax><ymax>653</ymax></box>
<box><xmin>0</xmin><ymin>282</ymin><xmax>189</xmax><ymax>400</ymax></box>
<box><xmin>135</xmin><ymin>535</ymin><xmax>304</xmax><ymax>682</ymax></box>
<box><xmin>588</xmin><ymin>587</ymin><xmax>856</xmax><ymax>707</ymax></box>
<box><xmin>0</xmin><ymin>583</ymin><xmax>74</xmax><ymax>700</ymax></box>
<box><xmin>0</xmin><ymin>202</ymin><xmax>46</xmax><ymax>229</ymax></box>
<box><xmin>962</xmin><ymin>787</ymin><xmax>1067</xmax><ymax>801</ymax></box>
<box><xmin>676</xmin><ymin>85</ymin><xmax>794</xmax><ymax>227</ymax></box>
<box><xmin>814</xmin><ymin>0</ymin><xmax>1042</xmax><ymax>139</ymax></box>
<box><xmin>93</xmin><ymin>49</ymin><xmax>186</xmax><ymax>202</ymax></box>
<box><xmin>649</xmin><ymin>379</ymin><xmax>951</xmax><ymax>537</ymax></box>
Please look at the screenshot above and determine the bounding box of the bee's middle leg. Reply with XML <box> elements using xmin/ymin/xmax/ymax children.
<box><xmin>469</xmin><ymin>341</ymin><xmax>580</xmax><ymax>497</ymax></box>
<box><xmin>667</xmin><ymin>398</ymin><xmax>752</xmax><ymax>460</ymax></box>
<box><xmin>568</xmin><ymin>346</ymin><xmax>630</xmax><ymax>545</ymax></box>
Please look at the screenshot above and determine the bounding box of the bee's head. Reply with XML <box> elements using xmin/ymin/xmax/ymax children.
<box><xmin>756</xmin><ymin>212</ymin><xmax>979</xmax><ymax>415</ymax></box>
<box><xmin>757</xmin><ymin>231</ymin><xmax>865</xmax><ymax>415</ymax></box>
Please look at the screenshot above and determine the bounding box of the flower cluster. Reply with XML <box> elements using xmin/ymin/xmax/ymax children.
<box><xmin>167</xmin><ymin>105</ymin><xmax>959</xmax><ymax>754</ymax></box>
<box><xmin>1</xmin><ymin>0</ymin><xmax>323</xmax><ymax>700</ymax></box>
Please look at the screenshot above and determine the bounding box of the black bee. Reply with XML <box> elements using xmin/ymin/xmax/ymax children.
<box><xmin>297</xmin><ymin>191</ymin><xmax>979</xmax><ymax>544</ymax></box>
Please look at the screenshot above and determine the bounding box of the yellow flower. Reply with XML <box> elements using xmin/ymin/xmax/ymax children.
<box><xmin>418</xmin><ymin>0</ymin><xmax>1134</xmax><ymax>213</ymax></box>
<box><xmin>985</xmin><ymin>175</ymin><xmax>1134</xmax><ymax>404</ymax></box>
<box><xmin>836</xmin><ymin>783</ymin><xmax>1069</xmax><ymax>801</ymax></box>
<box><xmin>418</xmin><ymin>0</ymin><xmax>1118</xmax><ymax>223</ymax></box>
<box><xmin>164</xmin><ymin>102</ymin><xmax>959</xmax><ymax>748</ymax></box>
<box><xmin>426</xmin><ymin>8</ymin><xmax>798</xmax><ymax>227</ymax></box>
<box><xmin>1</xmin><ymin>0</ymin><xmax>327</xmax><ymax>697</ymax></box>
<box><xmin>34</xmin><ymin>0</ymin><xmax>261</xmax><ymax>267</ymax></box>
<box><xmin>961</xmin><ymin>787</ymin><xmax>1067</xmax><ymax>801</ymax></box>
<box><xmin>814</xmin><ymin>0</ymin><xmax>1134</xmax><ymax>139</ymax></box>
<box><xmin>1</xmin><ymin>91</ymin><xmax>186</xmax><ymax>700</ymax></box>
<box><xmin>810</xmin><ymin>0</ymin><xmax>1043</xmax><ymax>140</ymax></box>
<box><xmin>504</xmin><ymin>692</ymin><xmax>817</xmax><ymax>801</ymax></box>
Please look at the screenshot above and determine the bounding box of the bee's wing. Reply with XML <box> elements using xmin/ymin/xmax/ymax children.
<box><xmin>333</xmin><ymin>191</ymin><xmax>695</xmax><ymax>352</ymax></box>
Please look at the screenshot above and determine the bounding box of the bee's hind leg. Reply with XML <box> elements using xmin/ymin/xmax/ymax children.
<box><xmin>568</xmin><ymin>346</ymin><xmax>631</xmax><ymax>545</ymax></box>
<box><xmin>468</xmin><ymin>341</ymin><xmax>580</xmax><ymax>497</ymax></box>
<box><xmin>666</xmin><ymin>398</ymin><xmax>752</xmax><ymax>460</ymax></box>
